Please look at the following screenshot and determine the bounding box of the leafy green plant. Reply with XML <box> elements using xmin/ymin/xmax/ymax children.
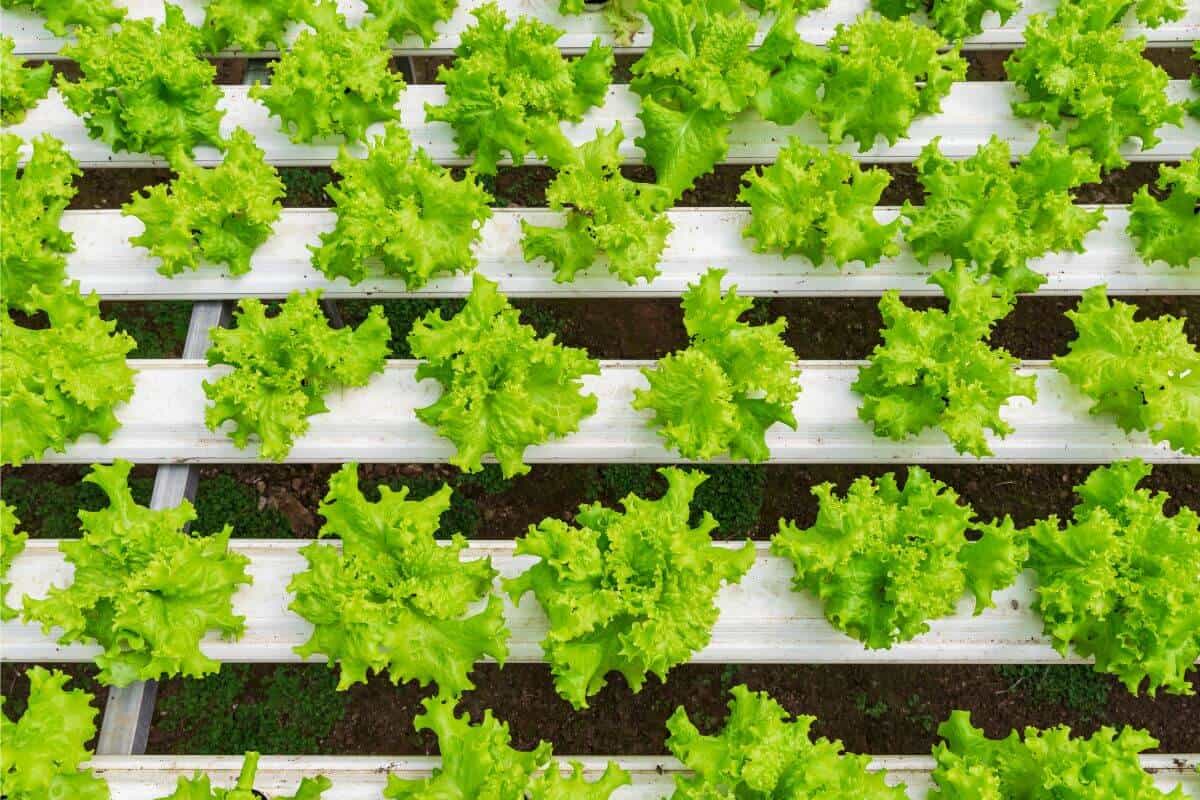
<box><xmin>313</xmin><ymin>123</ymin><xmax>493</xmax><ymax>288</ymax></box>
<box><xmin>1053</xmin><ymin>287</ymin><xmax>1199</xmax><ymax>456</ymax></box>
<box><xmin>1127</xmin><ymin>149</ymin><xmax>1199</xmax><ymax>268</ymax></box>
<box><xmin>251</xmin><ymin>1</ymin><xmax>404</xmax><ymax>144</ymax></box>
<box><xmin>0</xmin><ymin>667</ymin><xmax>108</xmax><ymax>800</ymax></box>
<box><xmin>667</xmin><ymin>685</ymin><xmax>907</xmax><ymax>798</ymax></box>
<box><xmin>871</xmin><ymin>0</ymin><xmax>1019</xmax><ymax>40</ymax></box>
<box><xmin>123</xmin><ymin>128</ymin><xmax>284</xmax><ymax>277</ymax></box>
<box><xmin>634</xmin><ymin>269</ymin><xmax>799</xmax><ymax>461</ymax></box>
<box><xmin>739</xmin><ymin>140</ymin><xmax>901</xmax><ymax>268</ymax></box>
<box><xmin>773</xmin><ymin>467</ymin><xmax>1027</xmax><ymax>648</ymax></box>
<box><xmin>58</xmin><ymin>5</ymin><xmax>224</xmax><ymax>164</ymax></box>
<box><xmin>194</xmin><ymin>474</ymin><xmax>295</xmax><ymax>538</ymax></box>
<box><xmin>853</xmin><ymin>266</ymin><xmax>1036</xmax><ymax>457</ymax></box>
<box><xmin>154</xmin><ymin>751</ymin><xmax>330</xmax><ymax>799</ymax></box>
<box><xmin>0</xmin><ymin>0</ymin><xmax>123</xmax><ymax>35</ymax></box>
<box><xmin>558</xmin><ymin>0</ymin><xmax>641</xmax><ymax>44</ymax></box>
<box><xmin>590</xmin><ymin>464</ymin><xmax>767</xmax><ymax>536</ymax></box>
<box><xmin>204</xmin><ymin>291</ymin><xmax>390</xmax><ymax>461</ymax></box>
<box><xmin>22</xmin><ymin>461</ymin><xmax>252</xmax><ymax>686</ymax></box>
<box><xmin>201</xmin><ymin>0</ymin><xmax>305</xmax><ymax>52</ymax></box>
<box><xmin>0</xmin><ymin>502</ymin><xmax>27</xmax><ymax>621</ymax></box>
<box><xmin>1</xmin><ymin>34</ymin><xmax>52</xmax><ymax>124</ymax></box>
<box><xmin>0</xmin><ymin>469</ymin><xmax>152</xmax><ymax>538</ymax></box>
<box><xmin>289</xmin><ymin>463</ymin><xmax>509</xmax><ymax>695</ymax></box>
<box><xmin>364</xmin><ymin>0</ymin><xmax>455</xmax><ymax>44</ymax></box>
<box><xmin>425</xmin><ymin>2</ymin><xmax>613</xmax><ymax>174</ymax></box>
<box><xmin>0</xmin><ymin>133</ymin><xmax>79</xmax><ymax>311</ymax></box>
<box><xmin>1</xmin><ymin>284</ymin><xmax>137</xmax><ymax>466</ymax></box>
<box><xmin>505</xmin><ymin>467</ymin><xmax>754</xmax><ymax>709</ymax></box>
<box><xmin>408</xmin><ymin>273</ymin><xmax>600</xmax><ymax>478</ymax></box>
<box><xmin>1026</xmin><ymin>460</ymin><xmax>1200</xmax><ymax>695</ymax></box>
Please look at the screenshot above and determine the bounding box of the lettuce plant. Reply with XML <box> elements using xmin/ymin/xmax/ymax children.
<box><xmin>1127</xmin><ymin>149</ymin><xmax>1199</xmax><ymax>268</ymax></box>
<box><xmin>22</xmin><ymin>461</ymin><xmax>252</xmax><ymax>686</ymax></box>
<box><xmin>425</xmin><ymin>2</ymin><xmax>613</xmax><ymax>174</ymax></box>
<box><xmin>204</xmin><ymin>290</ymin><xmax>390</xmax><ymax>461</ymax></box>
<box><xmin>1054</xmin><ymin>287</ymin><xmax>1199</xmax><ymax>456</ymax></box>
<box><xmin>289</xmin><ymin>463</ymin><xmax>509</xmax><ymax>696</ymax></box>
<box><xmin>903</xmin><ymin>130</ymin><xmax>1105</xmax><ymax>296</ymax></box>
<box><xmin>521</xmin><ymin>124</ymin><xmax>673</xmax><ymax>285</ymax></box>
<box><xmin>558</xmin><ymin>0</ymin><xmax>642</xmax><ymax>44</ymax></box>
<box><xmin>749</xmin><ymin>6</ymin><xmax>829</xmax><ymax>127</ymax></box>
<box><xmin>408</xmin><ymin>273</ymin><xmax>600</xmax><ymax>477</ymax></box>
<box><xmin>1</xmin><ymin>284</ymin><xmax>137</xmax><ymax>466</ymax></box>
<box><xmin>0</xmin><ymin>667</ymin><xmax>108</xmax><ymax>800</ymax></box>
<box><xmin>773</xmin><ymin>467</ymin><xmax>1027</xmax><ymax>649</ymax></box>
<box><xmin>251</xmin><ymin>1</ymin><xmax>404</xmax><ymax>144</ymax></box>
<box><xmin>123</xmin><ymin>128</ymin><xmax>284</xmax><ymax>277</ymax></box>
<box><xmin>931</xmin><ymin>710</ymin><xmax>1189</xmax><ymax>797</ymax></box>
<box><xmin>1026</xmin><ymin>460</ymin><xmax>1200</xmax><ymax>695</ymax></box>
<box><xmin>871</xmin><ymin>0</ymin><xmax>1020</xmax><ymax>41</ymax></box>
<box><xmin>1</xmin><ymin>502</ymin><xmax>27</xmax><ymax>621</ymax></box>
<box><xmin>154</xmin><ymin>752</ymin><xmax>330</xmax><ymax>800</ymax></box>
<box><xmin>0</xmin><ymin>133</ymin><xmax>79</xmax><ymax>311</ymax></box>
<box><xmin>1004</xmin><ymin>0</ymin><xmax>1185</xmax><ymax>169</ymax></box>
<box><xmin>384</xmin><ymin>697</ymin><xmax>630</xmax><ymax>798</ymax></box>
<box><xmin>313</xmin><ymin>123</ymin><xmax>493</xmax><ymax>288</ymax></box>
<box><xmin>364</xmin><ymin>0</ymin><xmax>455</xmax><ymax>45</ymax></box>
<box><xmin>504</xmin><ymin>468</ymin><xmax>755</xmax><ymax>709</ymax></box>
<box><xmin>201</xmin><ymin>0</ymin><xmax>306</xmax><ymax>52</ymax></box>
<box><xmin>739</xmin><ymin>140</ymin><xmax>901</xmax><ymax>268</ymax></box>
<box><xmin>634</xmin><ymin>269</ymin><xmax>800</xmax><ymax>462</ymax></box>
<box><xmin>0</xmin><ymin>0</ymin><xmax>123</xmax><ymax>35</ymax></box>
<box><xmin>668</xmin><ymin>685</ymin><xmax>907</xmax><ymax>798</ymax></box>
<box><xmin>1</xmin><ymin>35</ymin><xmax>52</xmax><ymax>125</ymax></box>
<box><xmin>854</xmin><ymin>266</ymin><xmax>1036</xmax><ymax>457</ymax></box>
<box><xmin>1060</xmin><ymin>0</ymin><xmax>1186</xmax><ymax>28</ymax></box>
<box><xmin>59</xmin><ymin>5</ymin><xmax>224</xmax><ymax>165</ymax></box>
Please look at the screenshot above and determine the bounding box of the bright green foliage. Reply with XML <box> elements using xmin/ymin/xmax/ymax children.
<box><xmin>123</xmin><ymin>128</ymin><xmax>284</xmax><ymax>277</ymax></box>
<box><xmin>1128</xmin><ymin>149</ymin><xmax>1199</xmax><ymax>268</ymax></box>
<box><xmin>364</xmin><ymin>0</ymin><xmax>455</xmax><ymax>45</ymax></box>
<box><xmin>1</xmin><ymin>35</ymin><xmax>52</xmax><ymax>124</ymax></box>
<box><xmin>634</xmin><ymin>269</ymin><xmax>800</xmax><ymax>462</ymax></box>
<box><xmin>772</xmin><ymin>467</ymin><xmax>1027</xmax><ymax>649</ymax></box>
<box><xmin>1025</xmin><ymin>461</ymin><xmax>1200</xmax><ymax>696</ymax></box>
<box><xmin>504</xmin><ymin>468</ymin><xmax>755</xmax><ymax>709</ymax></box>
<box><xmin>1004</xmin><ymin>1</ymin><xmax>1185</xmax><ymax>170</ymax></box>
<box><xmin>667</xmin><ymin>685</ymin><xmax>908</xmax><ymax>799</ymax></box>
<box><xmin>558</xmin><ymin>0</ymin><xmax>642</xmax><ymax>45</ymax></box>
<box><xmin>58</xmin><ymin>5</ymin><xmax>224</xmax><ymax>164</ymax></box>
<box><xmin>853</xmin><ymin>266</ymin><xmax>1037</xmax><ymax>457</ymax></box>
<box><xmin>0</xmin><ymin>667</ymin><xmax>108</xmax><ymax>800</ymax></box>
<box><xmin>313</xmin><ymin>123</ymin><xmax>493</xmax><ymax>288</ymax></box>
<box><xmin>408</xmin><ymin>273</ymin><xmax>600</xmax><ymax>478</ymax></box>
<box><xmin>251</xmin><ymin>1</ymin><xmax>404</xmax><ymax>144</ymax></box>
<box><xmin>288</xmin><ymin>463</ymin><xmax>509</xmax><ymax>695</ymax></box>
<box><xmin>748</xmin><ymin>6</ymin><xmax>829</xmax><ymax>127</ymax></box>
<box><xmin>204</xmin><ymin>291</ymin><xmax>390</xmax><ymax>461</ymax></box>
<box><xmin>871</xmin><ymin>0</ymin><xmax>1020</xmax><ymax>41</ymax></box>
<box><xmin>155</xmin><ymin>752</ymin><xmax>331</xmax><ymax>800</ymax></box>
<box><xmin>739</xmin><ymin>139</ymin><xmax>901</xmax><ymax>268</ymax></box>
<box><xmin>0</xmin><ymin>133</ymin><xmax>79</xmax><ymax>311</ymax></box>
<box><xmin>1054</xmin><ymin>287</ymin><xmax>1199</xmax><ymax>456</ymax></box>
<box><xmin>1064</xmin><ymin>0</ymin><xmax>1186</xmax><ymax>28</ymax></box>
<box><xmin>22</xmin><ymin>461</ymin><xmax>252</xmax><ymax>686</ymax></box>
<box><xmin>0</xmin><ymin>0</ymin><xmax>123</xmax><ymax>35</ymax></box>
<box><xmin>0</xmin><ymin>502</ymin><xmax>27</xmax><ymax>621</ymax></box>
<box><xmin>930</xmin><ymin>710</ymin><xmax>1188</xmax><ymax>798</ymax></box>
<box><xmin>1190</xmin><ymin>43</ymin><xmax>1199</xmax><ymax>119</ymax></box>
<box><xmin>1</xmin><ymin>284</ymin><xmax>137</xmax><ymax>466</ymax></box>
<box><xmin>425</xmin><ymin>2</ymin><xmax>613</xmax><ymax>174</ymax></box>
<box><xmin>903</xmin><ymin>131</ymin><xmax>1105</xmax><ymax>296</ymax></box>
<box><xmin>201</xmin><ymin>0</ymin><xmax>306</xmax><ymax>52</ymax></box>
<box><xmin>521</xmin><ymin>124</ymin><xmax>673</xmax><ymax>285</ymax></box>
<box><xmin>384</xmin><ymin>697</ymin><xmax>630</xmax><ymax>798</ymax></box>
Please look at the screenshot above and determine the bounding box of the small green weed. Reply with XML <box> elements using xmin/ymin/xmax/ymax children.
<box><xmin>103</xmin><ymin>301</ymin><xmax>192</xmax><ymax>358</ymax></box>
<box><xmin>996</xmin><ymin>665</ymin><xmax>1111</xmax><ymax>720</ymax></box>
<box><xmin>854</xmin><ymin>692</ymin><xmax>889</xmax><ymax>719</ymax></box>
<box><xmin>193</xmin><ymin>474</ymin><xmax>294</xmax><ymax>538</ymax></box>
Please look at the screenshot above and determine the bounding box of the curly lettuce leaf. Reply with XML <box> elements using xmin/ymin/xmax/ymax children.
<box><xmin>504</xmin><ymin>467</ymin><xmax>754</xmax><ymax>709</ymax></box>
<box><xmin>0</xmin><ymin>133</ymin><xmax>79</xmax><ymax>311</ymax></box>
<box><xmin>123</xmin><ymin>128</ymin><xmax>283</xmax><ymax>277</ymax></box>
<box><xmin>364</xmin><ymin>0</ymin><xmax>455</xmax><ymax>45</ymax></box>
<box><xmin>154</xmin><ymin>752</ymin><xmax>331</xmax><ymax>800</ymax></box>
<box><xmin>521</xmin><ymin>123</ymin><xmax>673</xmax><ymax>285</ymax></box>
<box><xmin>1004</xmin><ymin>1</ymin><xmax>1185</xmax><ymax>169</ymax></box>
<box><xmin>1056</xmin><ymin>286</ymin><xmax>1199</xmax><ymax>453</ymax></box>
<box><xmin>408</xmin><ymin>273</ymin><xmax>600</xmax><ymax>477</ymax></box>
<box><xmin>58</xmin><ymin>5</ymin><xmax>223</xmax><ymax>165</ymax></box>
<box><xmin>0</xmin><ymin>0</ymin><xmax>123</xmax><ymax>35</ymax></box>
<box><xmin>22</xmin><ymin>461</ymin><xmax>252</xmax><ymax>686</ymax></box>
<box><xmin>739</xmin><ymin>139</ymin><xmax>900</xmax><ymax>268</ymax></box>
<box><xmin>204</xmin><ymin>290</ymin><xmax>390</xmax><ymax>461</ymax></box>
<box><xmin>634</xmin><ymin>268</ymin><xmax>800</xmax><ymax>461</ymax></box>
<box><xmin>0</xmin><ymin>667</ymin><xmax>108</xmax><ymax>800</ymax></box>
<box><xmin>1</xmin><ymin>284</ymin><xmax>137</xmax><ymax>466</ymax></box>
<box><xmin>313</xmin><ymin>122</ymin><xmax>492</xmax><ymax>288</ymax></box>
<box><xmin>558</xmin><ymin>0</ymin><xmax>642</xmax><ymax>44</ymax></box>
<box><xmin>1</xmin><ymin>35</ymin><xmax>52</xmax><ymax>125</ymax></box>
<box><xmin>425</xmin><ymin>2</ymin><xmax>613</xmax><ymax>174</ymax></box>
<box><xmin>668</xmin><ymin>684</ymin><xmax>908</xmax><ymax>798</ymax></box>
<box><xmin>1</xmin><ymin>502</ymin><xmax>27</xmax><ymax>622</ymax></box>
<box><xmin>1127</xmin><ymin>149</ymin><xmax>1199</xmax><ymax>268</ymax></box>
<box><xmin>201</xmin><ymin>0</ymin><xmax>307</xmax><ymax>52</ymax></box>
<box><xmin>853</xmin><ymin>266</ymin><xmax>1036</xmax><ymax>457</ymax></box>
<box><xmin>903</xmin><ymin>130</ymin><xmax>1105</xmax><ymax>296</ymax></box>
<box><xmin>872</xmin><ymin>0</ymin><xmax>1021</xmax><ymax>40</ymax></box>
<box><xmin>1059</xmin><ymin>0</ymin><xmax>1186</xmax><ymax>28</ymax></box>
<box><xmin>251</xmin><ymin>1</ymin><xmax>404</xmax><ymax>144</ymax></box>
<box><xmin>773</xmin><ymin>467</ymin><xmax>1027</xmax><ymax>649</ymax></box>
